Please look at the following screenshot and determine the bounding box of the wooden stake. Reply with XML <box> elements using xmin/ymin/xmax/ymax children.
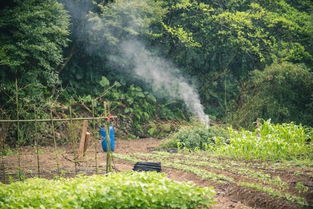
<box><xmin>51</xmin><ymin>110</ymin><xmax>60</xmax><ymax>175</ymax></box>
<box><xmin>1</xmin><ymin>128</ymin><xmax>5</xmax><ymax>183</ymax></box>
<box><xmin>256</xmin><ymin>118</ymin><xmax>261</xmax><ymax>137</ymax></box>
<box><xmin>92</xmin><ymin>100</ymin><xmax>98</xmax><ymax>174</ymax></box>
<box><xmin>34</xmin><ymin>112</ymin><xmax>40</xmax><ymax>177</ymax></box>
<box><xmin>84</xmin><ymin>132</ymin><xmax>90</xmax><ymax>154</ymax></box>
<box><xmin>78</xmin><ymin>120</ymin><xmax>88</xmax><ymax>159</ymax></box>
<box><xmin>69</xmin><ymin>104</ymin><xmax>78</xmax><ymax>175</ymax></box>
<box><xmin>0</xmin><ymin>116</ymin><xmax>107</xmax><ymax>123</ymax></box>
<box><xmin>15</xmin><ymin>79</ymin><xmax>22</xmax><ymax>181</ymax></box>
<box><xmin>104</xmin><ymin>102</ymin><xmax>113</xmax><ymax>173</ymax></box>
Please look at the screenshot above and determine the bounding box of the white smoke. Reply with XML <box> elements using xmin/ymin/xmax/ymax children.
<box><xmin>120</xmin><ymin>40</ymin><xmax>209</xmax><ymax>126</ymax></box>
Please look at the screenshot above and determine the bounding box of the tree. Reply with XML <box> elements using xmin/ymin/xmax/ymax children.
<box><xmin>150</xmin><ymin>0</ymin><xmax>313</xmax><ymax>118</ymax></box>
<box><xmin>230</xmin><ymin>62</ymin><xmax>313</xmax><ymax>128</ymax></box>
<box><xmin>0</xmin><ymin>0</ymin><xmax>70</xmax><ymax>115</ymax></box>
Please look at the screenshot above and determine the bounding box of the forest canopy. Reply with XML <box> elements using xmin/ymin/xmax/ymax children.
<box><xmin>0</xmin><ymin>0</ymin><xmax>313</xmax><ymax>134</ymax></box>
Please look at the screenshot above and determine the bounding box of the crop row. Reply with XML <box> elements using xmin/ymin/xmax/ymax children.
<box><xmin>133</xmin><ymin>152</ymin><xmax>288</xmax><ymax>190</ymax></box>
<box><xmin>114</xmin><ymin>153</ymin><xmax>308</xmax><ymax>206</ymax></box>
<box><xmin>0</xmin><ymin>172</ymin><xmax>215</xmax><ymax>209</ymax></box>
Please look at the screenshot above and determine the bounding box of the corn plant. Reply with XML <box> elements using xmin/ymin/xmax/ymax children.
<box><xmin>215</xmin><ymin>120</ymin><xmax>313</xmax><ymax>161</ymax></box>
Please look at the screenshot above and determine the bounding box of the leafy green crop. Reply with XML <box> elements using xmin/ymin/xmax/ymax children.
<box><xmin>163</xmin><ymin>120</ymin><xmax>313</xmax><ymax>161</ymax></box>
<box><xmin>0</xmin><ymin>172</ymin><xmax>215</xmax><ymax>209</ymax></box>
<box><xmin>215</xmin><ymin>120</ymin><xmax>313</xmax><ymax>161</ymax></box>
<box><xmin>115</xmin><ymin>153</ymin><xmax>309</xmax><ymax>206</ymax></box>
<box><xmin>134</xmin><ymin>152</ymin><xmax>289</xmax><ymax>190</ymax></box>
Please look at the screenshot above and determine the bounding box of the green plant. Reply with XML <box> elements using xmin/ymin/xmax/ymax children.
<box><xmin>214</xmin><ymin>120</ymin><xmax>313</xmax><ymax>161</ymax></box>
<box><xmin>115</xmin><ymin>153</ymin><xmax>233</xmax><ymax>183</ymax></box>
<box><xmin>0</xmin><ymin>172</ymin><xmax>215</xmax><ymax>209</ymax></box>
<box><xmin>295</xmin><ymin>182</ymin><xmax>309</xmax><ymax>195</ymax></box>
<box><xmin>161</xmin><ymin>124</ymin><xmax>229</xmax><ymax>150</ymax></box>
<box><xmin>230</xmin><ymin>62</ymin><xmax>313</xmax><ymax>128</ymax></box>
<box><xmin>240</xmin><ymin>182</ymin><xmax>308</xmax><ymax>206</ymax></box>
<box><xmin>0</xmin><ymin>0</ymin><xmax>70</xmax><ymax>143</ymax></box>
<box><xmin>132</xmin><ymin>152</ymin><xmax>289</xmax><ymax>190</ymax></box>
<box><xmin>115</xmin><ymin>152</ymin><xmax>308</xmax><ymax>206</ymax></box>
<box><xmin>0</xmin><ymin>146</ymin><xmax>15</xmax><ymax>156</ymax></box>
<box><xmin>69</xmin><ymin>77</ymin><xmax>186</xmax><ymax>138</ymax></box>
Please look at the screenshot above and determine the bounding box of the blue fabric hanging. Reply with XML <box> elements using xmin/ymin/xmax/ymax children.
<box><xmin>100</xmin><ymin>125</ymin><xmax>115</xmax><ymax>152</ymax></box>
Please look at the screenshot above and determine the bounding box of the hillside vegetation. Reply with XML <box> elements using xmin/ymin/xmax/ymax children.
<box><xmin>1</xmin><ymin>0</ymin><xmax>313</xmax><ymax>138</ymax></box>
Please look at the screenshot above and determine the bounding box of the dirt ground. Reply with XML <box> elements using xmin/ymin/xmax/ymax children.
<box><xmin>1</xmin><ymin>138</ymin><xmax>312</xmax><ymax>209</ymax></box>
<box><xmin>113</xmin><ymin>139</ymin><xmax>252</xmax><ymax>209</ymax></box>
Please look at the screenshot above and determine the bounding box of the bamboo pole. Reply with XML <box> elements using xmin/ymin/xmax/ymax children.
<box><xmin>0</xmin><ymin>117</ymin><xmax>107</xmax><ymax>123</ymax></box>
<box><xmin>78</xmin><ymin>120</ymin><xmax>88</xmax><ymax>159</ymax></box>
<box><xmin>1</xmin><ymin>136</ymin><xmax>5</xmax><ymax>183</ymax></box>
<box><xmin>34</xmin><ymin>112</ymin><xmax>40</xmax><ymax>177</ymax></box>
<box><xmin>15</xmin><ymin>79</ymin><xmax>22</xmax><ymax>181</ymax></box>
<box><xmin>6</xmin><ymin>164</ymin><xmax>103</xmax><ymax>169</ymax></box>
<box><xmin>104</xmin><ymin>102</ymin><xmax>113</xmax><ymax>173</ymax></box>
<box><xmin>69</xmin><ymin>104</ymin><xmax>77</xmax><ymax>175</ymax></box>
<box><xmin>92</xmin><ymin>100</ymin><xmax>98</xmax><ymax>174</ymax></box>
<box><xmin>51</xmin><ymin>110</ymin><xmax>60</xmax><ymax>175</ymax></box>
<box><xmin>224</xmin><ymin>69</ymin><xmax>228</xmax><ymax>114</ymax></box>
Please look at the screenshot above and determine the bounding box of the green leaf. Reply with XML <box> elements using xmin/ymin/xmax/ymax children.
<box><xmin>147</xmin><ymin>95</ymin><xmax>157</xmax><ymax>103</ymax></box>
<box><xmin>114</xmin><ymin>81</ymin><xmax>122</xmax><ymax>88</ymax></box>
<box><xmin>99</xmin><ymin>76</ymin><xmax>110</xmax><ymax>87</ymax></box>
<box><xmin>136</xmin><ymin>92</ymin><xmax>145</xmax><ymax>98</ymax></box>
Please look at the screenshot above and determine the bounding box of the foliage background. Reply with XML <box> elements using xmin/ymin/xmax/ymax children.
<box><xmin>0</xmin><ymin>0</ymin><xmax>313</xmax><ymax>141</ymax></box>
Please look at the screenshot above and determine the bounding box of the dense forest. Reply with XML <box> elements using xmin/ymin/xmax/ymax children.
<box><xmin>1</xmin><ymin>0</ymin><xmax>313</xmax><ymax>137</ymax></box>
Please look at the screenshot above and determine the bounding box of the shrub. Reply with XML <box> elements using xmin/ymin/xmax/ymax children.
<box><xmin>161</xmin><ymin>124</ymin><xmax>229</xmax><ymax>150</ymax></box>
<box><xmin>230</xmin><ymin>62</ymin><xmax>313</xmax><ymax>128</ymax></box>
<box><xmin>0</xmin><ymin>172</ymin><xmax>215</xmax><ymax>209</ymax></box>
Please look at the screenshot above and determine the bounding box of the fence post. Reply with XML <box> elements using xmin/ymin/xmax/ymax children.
<box><xmin>1</xmin><ymin>128</ymin><xmax>5</xmax><ymax>183</ymax></box>
<box><xmin>104</xmin><ymin>102</ymin><xmax>113</xmax><ymax>173</ymax></box>
<box><xmin>92</xmin><ymin>100</ymin><xmax>98</xmax><ymax>174</ymax></box>
<box><xmin>15</xmin><ymin>79</ymin><xmax>22</xmax><ymax>181</ymax></box>
<box><xmin>34</xmin><ymin>111</ymin><xmax>40</xmax><ymax>177</ymax></box>
<box><xmin>69</xmin><ymin>104</ymin><xmax>78</xmax><ymax>175</ymax></box>
<box><xmin>51</xmin><ymin>110</ymin><xmax>60</xmax><ymax>175</ymax></box>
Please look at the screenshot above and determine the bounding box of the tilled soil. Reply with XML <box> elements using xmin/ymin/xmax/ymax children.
<box><xmin>1</xmin><ymin>138</ymin><xmax>312</xmax><ymax>209</ymax></box>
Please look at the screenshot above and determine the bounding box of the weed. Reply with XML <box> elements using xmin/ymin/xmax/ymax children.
<box><xmin>240</xmin><ymin>182</ymin><xmax>308</xmax><ymax>206</ymax></box>
<box><xmin>295</xmin><ymin>182</ymin><xmax>309</xmax><ymax>195</ymax></box>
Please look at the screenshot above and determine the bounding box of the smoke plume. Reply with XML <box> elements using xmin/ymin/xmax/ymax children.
<box><xmin>120</xmin><ymin>40</ymin><xmax>209</xmax><ymax>126</ymax></box>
